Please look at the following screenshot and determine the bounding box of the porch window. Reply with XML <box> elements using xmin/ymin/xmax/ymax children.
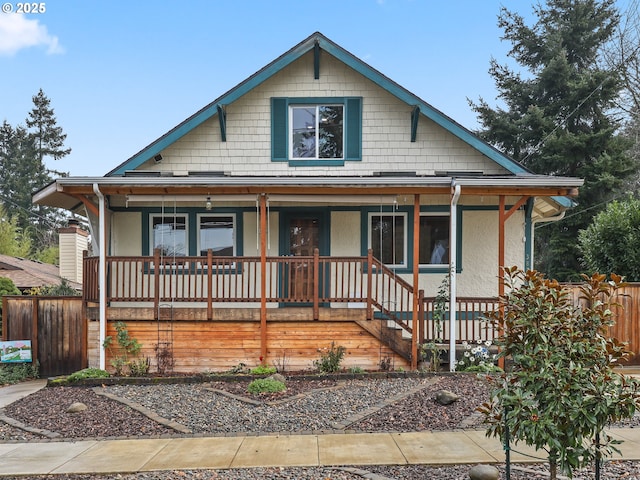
<box><xmin>198</xmin><ymin>214</ymin><xmax>235</xmax><ymax>256</ymax></box>
<box><xmin>369</xmin><ymin>212</ymin><xmax>407</xmax><ymax>268</ymax></box>
<box><xmin>271</xmin><ymin>97</ymin><xmax>362</xmax><ymax>165</ymax></box>
<box><xmin>419</xmin><ymin>214</ymin><xmax>450</xmax><ymax>266</ymax></box>
<box><xmin>291</xmin><ymin>105</ymin><xmax>343</xmax><ymax>159</ymax></box>
<box><xmin>151</xmin><ymin>215</ymin><xmax>187</xmax><ymax>257</ymax></box>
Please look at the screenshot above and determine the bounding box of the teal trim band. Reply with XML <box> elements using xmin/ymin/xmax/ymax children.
<box><xmin>289</xmin><ymin>159</ymin><xmax>345</xmax><ymax>167</ymax></box>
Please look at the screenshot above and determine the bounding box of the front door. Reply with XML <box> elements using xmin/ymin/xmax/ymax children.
<box><xmin>281</xmin><ymin>212</ymin><xmax>327</xmax><ymax>301</ymax></box>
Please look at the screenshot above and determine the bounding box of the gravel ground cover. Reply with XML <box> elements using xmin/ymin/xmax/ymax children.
<box><xmin>1</xmin><ymin>373</ymin><xmax>639</xmax><ymax>479</ymax></box>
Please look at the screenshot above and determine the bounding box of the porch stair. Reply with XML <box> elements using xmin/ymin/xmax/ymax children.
<box><xmin>355</xmin><ymin>318</ymin><xmax>412</xmax><ymax>362</ymax></box>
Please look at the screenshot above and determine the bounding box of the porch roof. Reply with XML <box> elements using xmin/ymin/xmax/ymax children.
<box><xmin>33</xmin><ymin>173</ymin><xmax>582</xmax><ymax>218</ymax></box>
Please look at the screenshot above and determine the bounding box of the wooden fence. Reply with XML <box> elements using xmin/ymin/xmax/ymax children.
<box><xmin>1</xmin><ymin>296</ymin><xmax>86</xmax><ymax>377</ymax></box>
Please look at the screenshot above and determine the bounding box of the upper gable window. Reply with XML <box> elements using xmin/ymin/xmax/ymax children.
<box><xmin>272</xmin><ymin>97</ymin><xmax>361</xmax><ymax>166</ymax></box>
<box><xmin>291</xmin><ymin>105</ymin><xmax>343</xmax><ymax>159</ymax></box>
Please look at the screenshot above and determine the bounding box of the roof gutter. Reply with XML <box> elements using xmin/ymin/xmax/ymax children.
<box><xmin>449</xmin><ymin>180</ymin><xmax>461</xmax><ymax>372</ymax></box>
<box><xmin>93</xmin><ymin>183</ymin><xmax>107</xmax><ymax>371</ymax></box>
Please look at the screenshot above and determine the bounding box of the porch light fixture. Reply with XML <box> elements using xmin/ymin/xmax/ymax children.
<box><xmin>205</xmin><ymin>197</ymin><xmax>212</xmax><ymax>210</ymax></box>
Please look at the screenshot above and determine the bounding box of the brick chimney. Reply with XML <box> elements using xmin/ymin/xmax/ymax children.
<box><xmin>58</xmin><ymin>218</ymin><xmax>89</xmax><ymax>283</ymax></box>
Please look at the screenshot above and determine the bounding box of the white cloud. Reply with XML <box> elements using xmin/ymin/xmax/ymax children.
<box><xmin>0</xmin><ymin>13</ymin><xmax>64</xmax><ymax>56</ymax></box>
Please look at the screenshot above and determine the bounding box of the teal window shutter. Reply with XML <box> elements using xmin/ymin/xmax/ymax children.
<box><xmin>345</xmin><ymin>97</ymin><xmax>362</xmax><ymax>160</ymax></box>
<box><xmin>271</xmin><ymin>98</ymin><xmax>288</xmax><ymax>161</ymax></box>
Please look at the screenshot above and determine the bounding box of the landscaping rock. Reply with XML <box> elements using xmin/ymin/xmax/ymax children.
<box><xmin>468</xmin><ymin>464</ymin><xmax>500</xmax><ymax>480</ymax></box>
<box><xmin>66</xmin><ymin>402</ymin><xmax>87</xmax><ymax>413</ymax></box>
<box><xmin>435</xmin><ymin>389</ymin><xmax>459</xmax><ymax>405</ymax></box>
<box><xmin>267</xmin><ymin>373</ymin><xmax>286</xmax><ymax>384</ymax></box>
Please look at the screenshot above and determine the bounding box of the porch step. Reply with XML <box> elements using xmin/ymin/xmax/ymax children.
<box><xmin>356</xmin><ymin>318</ymin><xmax>412</xmax><ymax>361</ymax></box>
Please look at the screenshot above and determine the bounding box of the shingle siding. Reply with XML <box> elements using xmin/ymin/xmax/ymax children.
<box><xmin>139</xmin><ymin>51</ymin><xmax>506</xmax><ymax>177</ymax></box>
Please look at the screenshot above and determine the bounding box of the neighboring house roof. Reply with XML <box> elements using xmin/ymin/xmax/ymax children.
<box><xmin>106</xmin><ymin>31</ymin><xmax>530</xmax><ymax>177</ymax></box>
<box><xmin>0</xmin><ymin>255</ymin><xmax>81</xmax><ymax>291</ymax></box>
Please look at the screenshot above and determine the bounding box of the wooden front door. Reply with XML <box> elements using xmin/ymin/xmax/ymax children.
<box><xmin>287</xmin><ymin>216</ymin><xmax>320</xmax><ymax>300</ymax></box>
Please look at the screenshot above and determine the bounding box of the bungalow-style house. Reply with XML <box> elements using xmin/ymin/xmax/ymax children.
<box><xmin>33</xmin><ymin>32</ymin><xmax>582</xmax><ymax>373</ymax></box>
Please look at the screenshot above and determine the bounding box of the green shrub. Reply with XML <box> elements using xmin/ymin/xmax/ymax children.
<box><xmin>66</xmin><ymin>368</ymin><xmax>110</xmax><ymax>383</ymax></box>
<box><xmin>102</xmin><ymin>321</ymin><xmax>143</xmax><ymax>376</ymax></box>
<box><xmin>247</xmin><ymin>378</ymin><xmax>286</xmax><ymax>394</ymax></box>
<box><xmin>0</xmin><ymin>361</ymin><xmax>39</xmax><ymax>385</ymax></box>
<box><xmin>349</xmin><ymin>366</ymin><xmax>365</xmax><ymax>374</ymax></box>
<box><xmin>129</xmin><ymin>357</ymin><xmax>150</xmax><ymax>376</ymax></box>
<box><xmin>250</xmin><ymin>365</ymin><xmax>277</xmax><ymax>375</ymax></box>
<box><xmin>313</xmin><ymin>342</ymin><xmax>346</xmax><ymax>373</ymax></box>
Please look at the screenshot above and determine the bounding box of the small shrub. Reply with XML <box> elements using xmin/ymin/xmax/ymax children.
<box><xmin>66</xmin><ymin>368</ymin><xmax>110</xmax><ymax>383</ymax></box>
<box><xmin>247</xmin><ymin>378</ymin><xmax>286</xmax><ymax>394</ymax></box>
<box><xmin>349</xmin><ymin>366</ymin><xmax>365</xmax><ymax>374</ymax></box>
<box><xmin>0</xmin><ymin>362</ymin><xmax>39</xmax><ymax>385</ymax></box>
<box><xmin>227</xmin><ymin>362</ymin><xmax>248</xmax><ymax>374</ymax></box>
<box><xmin>129</xmin><ymin>357</ymin><xmax>150</xmax><ymax>376</ymax></box>
<box><xmin>102</xmin><ymin>321</ymin><xmax>143</xmax><ymax>376</ymax></box>
<box><xmin>250</xmin><ymin>365</ymin><xmax>277</xmax><ymax>375</ymax></box>
<box><xmin>313</xmin><ymin>342</ymin><xmax>346</xmax><ymax>373</ymax></box>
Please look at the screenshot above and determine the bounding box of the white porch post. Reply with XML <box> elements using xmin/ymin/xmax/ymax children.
<box><xmin>449</xmin><ymin>181</ymin><xmax>461</xmax><ymax>372</ymax></box>
<box><xmin>92</xmin><ymin>183</ymin><xmax>107</xmax><ymax>370</ymax></box>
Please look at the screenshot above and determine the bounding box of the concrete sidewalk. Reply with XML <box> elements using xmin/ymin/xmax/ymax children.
<box><xmin>1</xmin><ymin>428</ymin><xmax>639</xmax><ymax>476</ymax></box>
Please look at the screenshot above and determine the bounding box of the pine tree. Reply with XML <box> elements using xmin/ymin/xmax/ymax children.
<box><xmin>26</xmin><ymin>88</ymin><xmax>71</xmax><ymax>165</ymax></box>
<box><xmin>470</xmin><ymin>0</ymin><xmax>638</xmax><ymax>280</ymax></box>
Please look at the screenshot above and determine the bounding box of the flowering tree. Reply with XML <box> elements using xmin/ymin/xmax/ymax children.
<box><xmin>479</xmin><ymin>267</ymin><xmax>640</xmax><ymax>479</ymax></box>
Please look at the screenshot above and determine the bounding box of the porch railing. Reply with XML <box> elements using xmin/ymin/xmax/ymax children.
<box><xmin>83</xmin><ymin>250</ymin><xmax>500</xmax><ymax>343</ymax></box>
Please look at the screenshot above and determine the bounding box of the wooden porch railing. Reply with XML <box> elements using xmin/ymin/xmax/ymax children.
<box><xmin>82</xmin><ymin>249</ymin><xmax>502</xmax><ymax>345</ymax></box>
<box><xmin>419</xmin><ymin>296</ymin><xmax>499</xmax><ymax>345</ymax></box>
<box><xmin>83</xmin><ymin>249</ymin><xmax>417</xmax><ymax>331</ymax></box>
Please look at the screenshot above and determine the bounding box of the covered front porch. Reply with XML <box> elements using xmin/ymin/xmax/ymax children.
<box><xmin>83</xmin><ymin>249</ymin><xmax>498</xmax><ymax>371</ymax></box>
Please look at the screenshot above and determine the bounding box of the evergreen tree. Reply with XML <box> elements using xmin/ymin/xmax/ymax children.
<box><xmin>0</xmin><ymin>205</ymin><xmax>32</xmax><ymax>258</ymax></box>
<box><xmin>470</xmin><ymin>0</ymin><xmax>638</xmax><ymax>280</ymax></box>
<box><xmin>26</xmin><ymin>88</ymin><xmax>71</xmax><ymax>167</ymax></box>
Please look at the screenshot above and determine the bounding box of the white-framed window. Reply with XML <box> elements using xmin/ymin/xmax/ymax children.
<box><xmin>198</xmin><ymin>214</ymin><xmax>236</xmax><ymax>256</ymax></box>
<box><xmin>290</xmin><ymin>104</ymin><xmax>344</xmax><ymax>159</ymax></box>
<box><xmin>419</xmin><ymin>213</ymin><xmax>450</xmax><ymax>266</ymax></box>
<box><xmin>368</xmin><ymin>212</ymin><xmax>407</xmax><ymax>268</ymax></box>
<box><xmin>150</xmin><ymin>214</ymin><xmax>188</xmax><ymax>257</ymax></box>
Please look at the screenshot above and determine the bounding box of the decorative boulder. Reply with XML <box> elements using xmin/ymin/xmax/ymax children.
<box><xmin>435</xmin><ymin>390</ymin><xmax>460</xmax><ymax>405</ymax></box>
<box><xmin>267</xmin><ymin>373</ymin><xmax>286</xmax><ymax>384</ymax></box>
<box><xmin>468</xmin><ymin>464</ymin><xmax>500</xmax><ymax>480</ymax></box>
<box><xmin>66</xmin><ymin>402</ymin><xmax>87</xmax><ymax>413</ymax></box>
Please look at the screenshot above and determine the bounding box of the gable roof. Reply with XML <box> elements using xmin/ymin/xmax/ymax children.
<box><xmin>0</xmin><ymin>255</ymin><xmax>81</xmax><ymax>291</ymax></box>
<box><xmin>107</xmin><ymin>32</ymin><xmax>530</xmax><ymax>177</ymax></box>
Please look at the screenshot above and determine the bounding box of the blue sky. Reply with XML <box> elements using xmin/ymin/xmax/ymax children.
<box><xmin>0</xmin><ymin>1</ymin><xmax>627</xmax><ymax>177</ymax></box>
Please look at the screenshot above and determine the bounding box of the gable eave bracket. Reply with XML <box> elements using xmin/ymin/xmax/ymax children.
<box><xmin>411</xmin><ymin>106</ymin><xmax>420</xmax><ymax>142</ymax></box>
<box><xmin>217</xmin><ymin>104</ymin><xmax>227</xmax><ymax>142</ymax></box>
<box><xmin>314</xmin><ymin>41</ymin><xmax>320</xmax><ymax>80</ymax></box>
